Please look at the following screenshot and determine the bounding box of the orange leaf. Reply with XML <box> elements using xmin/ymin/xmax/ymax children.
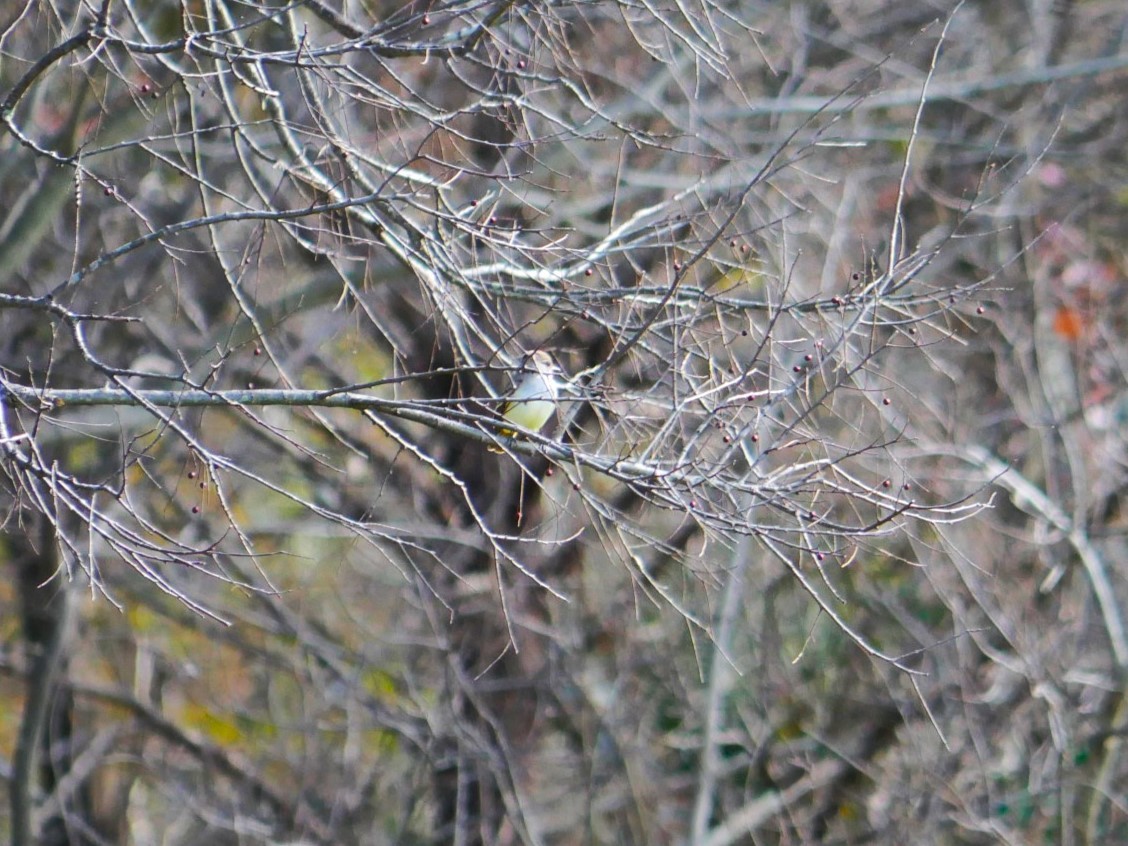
<box><xmin>1052</xmin><ymin>306</ymin><xmax>1084</xmax><ymax>341</ymax></box>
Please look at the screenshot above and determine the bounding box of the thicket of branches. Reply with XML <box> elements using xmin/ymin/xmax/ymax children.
<box><xmin>2</xmin><ymin>1</ymin><xmax>1127</xmax><ymax>844</ymax></box>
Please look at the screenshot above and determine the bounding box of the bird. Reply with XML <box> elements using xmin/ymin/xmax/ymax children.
<box><xmin>488</xmin><ymin>350</ymin><xmax>566</xmax><ymax>451</ymax></box>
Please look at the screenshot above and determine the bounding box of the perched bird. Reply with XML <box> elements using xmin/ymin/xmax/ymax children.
<box><xmin>489</xmin><ymin>350</ymin><xmax>565</xmax><ymax>451</ymax></box>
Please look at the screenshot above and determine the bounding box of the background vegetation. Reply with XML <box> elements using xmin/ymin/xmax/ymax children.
<box><xmin>2</xmin><ymin>1</ymin><xmax>1127</xmax><ymax>843</ymax></box>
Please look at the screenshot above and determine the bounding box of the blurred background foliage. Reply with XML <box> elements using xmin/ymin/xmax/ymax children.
<box><xmin>1</xmin><ymin>0</ymin><xmax>1128</xmax><ymax>844</ymax></box>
